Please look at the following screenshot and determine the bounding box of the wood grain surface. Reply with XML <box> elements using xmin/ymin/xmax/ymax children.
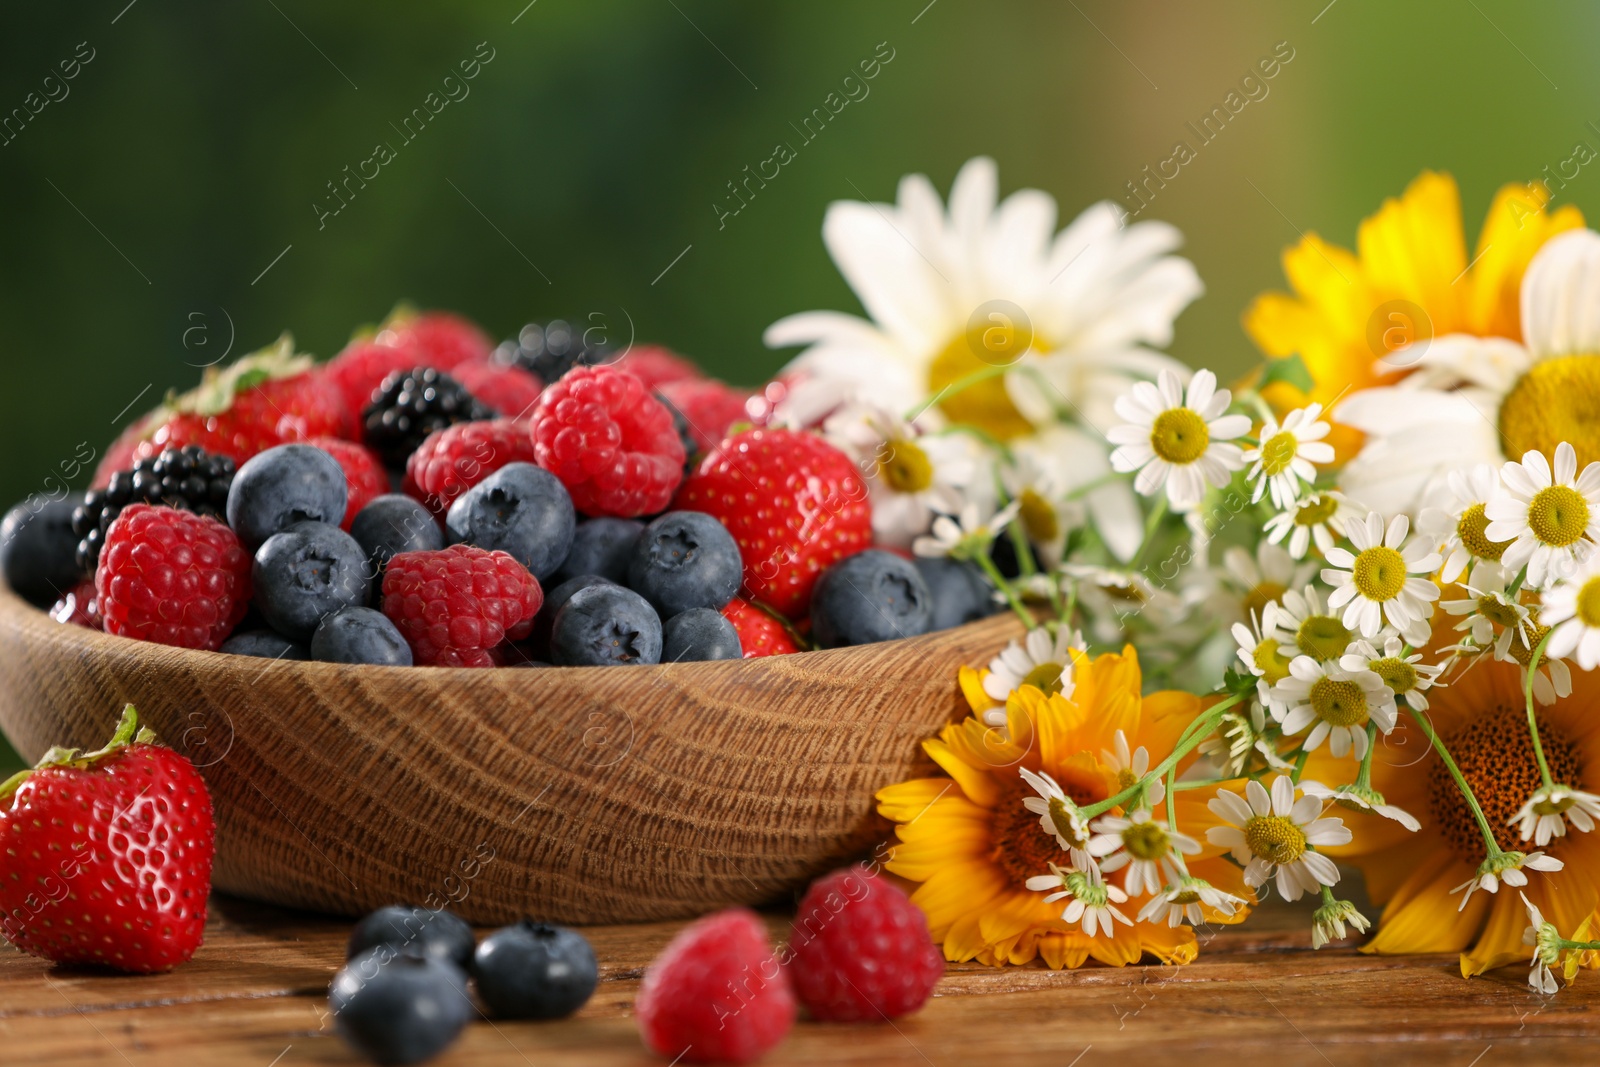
<box><xmin>1</xmin><ymin>892</ymin><xmax>1592</xmax><ymax>1066</ymax></box>
<box><xmin>0</xmin><ymin>583</ymin><xmax>1025</xmax><ymax>924</ymax></box>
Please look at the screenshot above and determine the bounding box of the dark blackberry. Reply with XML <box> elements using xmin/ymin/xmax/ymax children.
<box><xmin>362</xmin><ymin>367</ymin><xmax>492</xmax><ymax>470</ymax></box>
<box><xmin>72</xmin><ymin>445</ymin><xmax>235</xmax><ymax>572</ymax></box>
<box><xmin>493</xmin><ymin>319</ymin><xmax>614</xmax><ymax>384</ymax></box>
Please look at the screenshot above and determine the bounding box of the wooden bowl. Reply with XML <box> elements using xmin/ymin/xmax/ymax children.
<box><xmin>0</xmin><ymin>582</ymin><xmax>1022</xmax><ymax>923</ymax></box>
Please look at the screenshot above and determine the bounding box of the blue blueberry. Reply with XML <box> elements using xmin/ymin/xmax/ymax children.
<box><xmin>1</xmin><ymin>496</ymin><xmax>85</xmax><ymax>607</ymax></box>
<box><xmin>219</xmin><ymin>629</ymin><xmax>309</xmax><ymax>661</ymax></box>
<box><xmin>347</xmin><ymin>906</ymin><xmax>476</xmax><ymax>971</ymax></box>
<box><xmin>446</xmin><ymin>462</ymin><xmax>574</xmax><ymax>581</ymax></box>
<box><xmin>226</xmin><ymin>444</ymin><xmax>348</xmax><ymax>550</ymax></box>
<box><xmin>625</xmin><ymin>510</ymin><xmax>741</xmax><ymax>617</ymax></box>
<box><xmin>330</xmin><ymin>947</ymin><xmax>473</xmax><ymax>1066</ymax></box>
<box><xmin>914</xmin><ymin>557</ymin><xmax>1000</xmax><ymax>632</ymax></box>
<box><xmin>552</xmin><ymin>517</ymin><xmax>643</xmax><ymax>585</ymax></box>
<box><xmin>473</xmin><ymin>921</ymin><xmax>598</xmax><ymax>1020</ymax></box>
<box><xmin>550</xmin><ymin>583</ymin><xmax>661</xmax><ymax>666</ymax></box>
<box><xmin>350</xmin><ymin>495</ymin><xmax>444</xmax><ymax>577</ymax></box>
<box><xmin>527</xmin><ymin>574</ymin><xmax>613</xmax><ymax>656</ymax></box>
<box><xmin>312</xmin><ymin>606</ymin><xmax>413</xmax><ymax>666</ymax></box>
<box><xmin>661</xmin><ymin>608</ymin><xmax>742</xmax><ymax>662</ymax></box>
<box><xmin>253</xmin><ymin>521</ymin><xmax>372</xmax><ymax>641</ymax></box>
<box><xmin>811</xmin><ymin>549</ymin><xmax>933</xmax><ymax>648</ymax></box>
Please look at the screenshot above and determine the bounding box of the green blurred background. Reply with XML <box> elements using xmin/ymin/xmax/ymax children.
<box><xmin>3</xmin><ymin>0</ymin><xmax>1599</xmax><ymax>771</ymax></box>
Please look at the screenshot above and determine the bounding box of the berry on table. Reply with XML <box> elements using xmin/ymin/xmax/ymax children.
<box><xmin>363</xmin><ymin>367</ymin><xmax>493</xmax><ymax>471</ymax></box>
<box><xmin>381</xmin><ymin>544</ymin><xmax>543</xmax><ymax>668</ymax></box>
<box><xmin>311</xmin><ymin>606</ymin><xmax>413</xmax><ymax>666</ymax></box>
<box><xmin>913</xmin><ymin>557</ymin><xmax>1000</xmax><ymax>632</ymax></box>
<box><xmin>549</xmin><ymin>583</ymin><xmax>661</xmax><ymax>666</ymax></box>
<box><xmin>251</xmin><ymin>521</ymin><xmax>372</xmax><ymax>642</ymax></box>
<box><xmin>347</xmin><ymin>905</ymin><xmax>476</xmax><ymax>971</ymax></box>
<box><xmin>350</xmin><ymin>495</ymin><xmax>445</xmax><ymax>575</ymax></box>
<box><xmin>626</xmin><ymin>510</ymin><xmax>742</xmax><ymax>618</ymax></box>
<box><xmin>444</xmin><ymin>462</ymin><xmax>575</xmax><ymax>582</ymax></box>
<box><xmin>219</xmin><ymin>629</ymin><xmax>309</xmax><ymax>661</ymax></box>
<box><xmin>552</xmin><ymin>517</ymin><xmax>643</xmax><ymax>586</ymax></box>
<box><xmin>811</xmin><ymin>550</ymin><xmax>933</xmax><ymax>648</ymax></box>
<box><xmin>96</xmin><ymin>504</ymin><xmax>252</xmax><ymax>651</ymax></box>
<box><xmin>403</xmin><ymin>418</ymin><xmax>541</xmax><ymax>518</ymax></box>
<box><xmin>473</xmin><ymin>920</ymin><xmax>598</xmax><ymax>1020</ymax></box>
<box><xmin>657</xmin><ymin>378</ymin><xmax>753</xmax><ymax>455</ymax></box>
<box><xmin>720</xmin><ymin>597</ymin><xmax>799</xmax><ymax>658</ymax></box>
<box><xmin>74</xmin><ymin>446</ymin><xmax>235</xmax><ymax>573</ymax></box>
<box><xmin>330</xmin><ymin>947</ymin><xmax>473</xmax><ymax>1066</ymax></box>
<box><xmin>1</xmin><ymin>495</ymin><xmax>86</xmax><ymax>608</ymax></box>
<box><xmin>225</xmin><ymin>444</ymin><xmax>349</xmax><ymax>551</ymax></box>
<box><xmin>662</xmin><ymin>607</ymin><xmax>742</xmax><ymax>662</ymax></box>
<box><xmin>530</xmin><ymin>365</ymin><xmax>685</xmax><ymax>518</ymax></box>
<box><xmin>307</xmin><ymin>438</ymin><xmax>389</xmax><ymax>530</ymax></box>
<box><xmin>451</xmin><ymin>361</ymin><xmax>544</xmax><ymax>420</ymax></box>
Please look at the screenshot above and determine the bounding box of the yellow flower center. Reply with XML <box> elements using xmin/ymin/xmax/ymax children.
<box><xmin>1171</xmin><ymin>888</ymin><xmax>1203</xmax><ymax>905</ymax></box>
<box><xmin>1122</xmin><ymin>820</ymin><xmax>1170</xmax><ymax>861</ymax></box>
<box><xmin>1294</xmin><ymin>494</ymin><xmax>1340</xmax><ymax>527</ymax></box>
<box><xmin>1018</xmin><ymin>488</ymin><xmax>1059</xmax><ymax>544</ymax></box>
<box><xmin>1498</xmin><ymin>355</ymin><xmax>1600</xmax><ymax>471</ymax></box>
<box><xmin>1243</xmin><ymin>814</ymin><xmax>1307</xmax><ymax>864</ymax></box>
<box><xmin>1476</xmin><ymin>594</ymin><xmax>1522</xmax><ymax>628</ymax></box>
<box><xmin>1578</xmin><ymin>576</ymin><xmax>1600</xmax><ymax>628</ymax></box>
<box><xmin>1429</xmin><ymin>706</ymin><xmax>1582</xmax><ymax>856</ymax></box>
<box><xmin>1115</xmin><ymin>767</ymin><xmax>1139</xmax><ymax>793</ymax></box>
<box><xmin>927</xmin><ymin>326</ymin><xmax>1037</xmax><ymax>441</ymax></box>
<box><xmin>1296</xmin><ymin>614</ymin><xmax>1351</xmax><ymax>660</ymax></box>
<box><xmin>1351</xmin><ymin>545</ymin><xmax>1407</xmax><ymax>602</ymax></box>
<box><xmin>1252</xmin><ymin>637</ymin><xmax>1292</xmax><ymax>685</ymax></box>
<box><xmin>1527</xmin><ymin>485</ymin><xmax>1590</xmax><ymax>548</ymax></box>
<box><xmin>1506</xmin><ymin>622</ymin><xmax>1553</xmax><ymax>667</ymax></box>
<box><xmin>1149</xmin><ymin>408</ymin><xmax>1210</xmax><ymax>465</ymax></box>
<box><xmin>1259</xmin><ymin>430</ymin><xmax>1299</xmax><ymax>476</ymax></box>
<box><xmin>877</xmin><ymin>438</ymin><xmax>934</xmax><ymax>494</ymax></box>
<box><xmin>1369</xmin><ymin>656</ymin><xmax>1418</xmax><ymax>695</ymax></box>
<box><xmin>1022</xmin><ymin>661</ymin><xmax>1065</xmax><ymax>696</ymax></box>
<box><xmin>1243</xmin><ymin>581</ymin><xmax>1287</xmax><ymax>620</ymax></box>
<box><xmin>1309</xmin><ymin>676</ymin><xmax>1369</xmax><ymax>728</ymax></box>
<box><xmin>1533</xmin><ymin>793</ymin><xmax>1578</xmax><ymax>817</ymax></box>
<box><xmin>1456</xmin><ymin>502</ymin><xmax>1510</xmax><ymax>562</ymax></box>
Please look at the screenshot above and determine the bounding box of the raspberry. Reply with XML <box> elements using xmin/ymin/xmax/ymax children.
<box><xmin>307</xmin><ymin>438</ymin><xmax>388</xmax><ymax>530</ymax></box>
<box><xmin>676</xmin><ymin>428</ymin><xmax>871</xmax><ymax>617</ymax></box>
<box><xmin>658</xmin><ymin>379</ymin><xmax>754</xmax><ymax>454</ymax></box>
<box><xmin>451</xmin><ymin>361</ymin><xmax>544</xmax><ymax>419</ymax></box>
<box><xmin>379</xmin><ymin>308</ymin><xmax>493</xmax><ymax>370</ymax></box>
<box><xmin>321</xmin><ymin>340</ymin><xmax>432</xmax><ymax>437</ymax></box>
<box><xmin>530</xmin><ymin>366</ymin><xmax>685</xmax><ymax>518</ymax></box>
<box><xmin>403</xmin><ymin>419</ymin><xmax>539</xmax><ymax>517</ymax></box>
<box><xmin>381</xmin><ymin>545</ymin><xmax>543</xmax><ymax>667</ymax></box>
<box><xmin>721</xmin><ymin>597</ymin><xmax>798</xmax><ymax>658</ymax></box>
<box><xmin>612</xmin><ymin>344</ymin><xmax>703</xmax><ymax>390</ymax></box>
<box><xmin>635</xmin><ymin>909</ymin><xmax>795</xmax><ymax>1065</ymax></box>
<box><xmin>786</xmin><ymin>865</ymin><xmax>943</xmax><ymax>1022</ymax></box>
<box><xmin>50</xmin><ymin>579</ymin><xmax>103</xmax><ymax>630</ymax></box>
<box><xmin>96</xmin><ymin>504</ymin><xmax>252</xmax><ymax>651</ymax></box>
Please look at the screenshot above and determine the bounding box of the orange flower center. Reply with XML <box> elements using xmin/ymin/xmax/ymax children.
<box><xmin>989</xmin><ymin>773</ymin><xmax>1104</xmax><ymax>888</ymax></box>
<box><xmin>1427</xmin><ymin>706</ymin><xmax>1583</xmax><ymax>856</ymax></box>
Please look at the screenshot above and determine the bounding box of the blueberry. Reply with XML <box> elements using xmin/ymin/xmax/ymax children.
<box><xmin>527</xmin><ymin>574</ymin><xmax>613</xmax><ymax>656</ymax></box>
<box><xmin>226</xmin><ymin>444</ymin><xmax>348</xmax><ymax>550</ymax></box>
<box><xmin>552</xmin><ymin>517</ymin><xmax>643</xmax><ymax>585</ymax></box>
<box><xmin>350</xmin><ymin>495</ymin><xmax>444</xmax><ymax>577</ymax></box>
<box><xmin>811</xmin><ymin>549</ymin><xmax>933</xmax><ymax>648</ymax></box>
<box><xmin>219</xmin><ymin>629</ymin><xmax>309</xmax><ymax>661</ymax></box>
<box><xmin>0</xmin><ymin>496</ymin><xmax>85</xmax><ymax>607</ymax></box>
<box><xmin>347</xmin><ymin>906</ymin><xmax>476</xmax><ymax>971</ymax></box>
<box><xmin>550</xmin><ymin>583</ymin><xmax>661</xmax><ymax>666</ymax></box>
<box><xmin>330</xmin><ymin>947</ymin><xmax>473</xmax><ymax>1066</ymax></box>
<box><xmin>473</xmin><ymin>921</ymin><xmax>598</xmax><ymax>1020</ymax></box>
<box><xmin>661</xmin><ymin>607</ymin><xmax>742</xmax><ymax>662</ymax></box>
<box><xmin>446</xmin><ymin>462</ymin><xmax>574</xmax><ymax>581</ymax></box>
<box><xmin>914</xmin><ymin>557</ymin><xmax>1000</xmax><ymax>631</ymax></box>
<box><xmin>625</xmin><ymin>510</ymin><xmax>741</xmax><ymax>617</ymax></box>
<box><xmin>253</xmin><ymin>521</ymin><xmax>372</xmax><ymax>641</ymax></box>
<box><xmin>312</xmin><ymin>606</ymin><xmax>413</xmax><ymax>666</ymax></box>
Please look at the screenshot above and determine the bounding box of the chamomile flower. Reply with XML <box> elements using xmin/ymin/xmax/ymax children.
<box><xmin>1310</xmin><ymin>897</ymin><xmax>1371</xmax><ymax>949</ymax></box>
<box><xmin>1484</xmin><ymin>442</ymin><xmax>1600</xmax><ymax>590</ymax></box>
<box><xmin>822</xmin><ymin>403</ymin><xmax>977</xmax><ymax>549</ymax></box>
<box><xmin>1274</xmin><ymin>584</ymin><xmax>1356</xmax><ymax>663</ymax></box>
<box><xmin>1509</xmin><ymin>783</ymin><xmax>1600</xmax><ymax>847</ymax></box>
<box><xmin>1100</xmin><ymin>729</ymin><xmax>1163</xmax><ymax>807</ymax></box>
<box><xmin>1018</xmin><ymin>766</ymin><xmax>1093</xmax><ymax>871</ymax></box>
<box><xmin>1340</xmin><ymin>635</ymin><xmax>1443</xmax><ymax>711</ymax></box>
<box><xmin>1263</xmin><ymin>490</ymin><xmax>1364</xmax><ymax>560</ymax></box>
<box><xmin>1542</xmin><ymin>553</ymin><xmax>1600</xmax><ymax>669</ymax></box>
<box><xmin>1270</xmin><ymin>656</ymin><xmax>1397</xmax><ymax>760</ymax></box>
<box><xmin>982</xmin><ymin>626</ymin><xmax>1083</xmax><ymax>708</ymax></box>
<box><xmin>1416</xmin><ymin>464</ymin><xmax>1511</xmax><ymax>584</ymax></box>
<box><xmin>1298</xmin><ymin>780</ymin><xmax>1421</xmax><ymax>832</ymax></box>
<box><xmin>1441</xmin><ymin>560</ymin><xmax>1529</xmax><ymax>647</ymax></box>
<box><xmin>912</xmin><ymin>500</ymin><xmax>1019</xmax><ymax>560</ymax></box>
<box><xmin>1206</xmin><ymin>777</ymin><xmax>1351</xmax><ymax>902</ymax></box>
<box><xmin>1522</xmin><ymin>892</ymin><xmax>1563</xmax><ymax>995</ymax></box>
<box><xmin>1137</xmin><ymin>875</ymin><xmax>1248</xmax><ymax>928</ymax></box>
<box><xmin>1232</xmin><ymin>603</ymin><xmax>1292</xmax><ymax>715</ymax></box>
<box><xmin>1060</xmin><ymin>563</ymin><xmax>1181</xmax><ymax>642</ymax></box>
<box><xmin>1243</xmin><ymin>403</ymin><xmax>1334</xmax><ymax>508</ymax></box>
<box><xmin>1088</xmin><ymin>809</ymin><xmax>1201</xmax><ymax>896</ymax></box>
<box><xmin>1005</xmin><ymin>429</ymin><xmax>1143</xmax><ymax>564</ymax></box>
<box><xmin>1321</xmin><ymin>512</ymin><xmax>1441</xmax><ymax>641</ymax></box>
<box><xmin>1024</xmin><ymin>863</ymin><xmax>1131</xmax><ymax>938</ymax></box>
<box><xmin>1219</xmin><ymin>543</ymin><xmax>1317</xmax><ymax>623</ymax></box>
<box><xmin>1107</xmin><ymin>368</ymin><xmax>1251</xmax><ymax>510</ymax></box>
<box><xmin>1494</xmin><ymin>614</ymin><xmax>1571</xmax><ymax>706</ymax></box>
<box><xmin>1453</xmin><ymin>850</ymin><xmax>1563</xmax><ymax>911</ymax></box>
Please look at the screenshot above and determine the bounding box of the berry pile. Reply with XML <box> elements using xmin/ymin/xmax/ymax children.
<box><xmin>1</xmin><ymin>306</ymin><xmax>1001</xmax><ymax>669</ymax></box>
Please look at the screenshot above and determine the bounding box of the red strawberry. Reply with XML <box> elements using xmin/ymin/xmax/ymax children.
<box><xmin>721</xmin><ymin>597</ymin><xmax>799</xmax><ymax>658</ymax></box>
<box><xmin>307</xmin><ymin>438</ymin><xmax>388</xmax><ymax>530</ymax></box>
<box><xmin>530</xmin><ymin>365</ymin><xmax>685</xmax><ymax>517</ymax></box>
<box><xmin>452</xmin><ymin>361</ymin><xmax>543</xmax><ymax>420</ymax></box>
<box><xmin>376</xmin><ymin>307</ymin><xmax>493</xmax><ymax>370</ymax></box>
<box><xmin>320</xmin><ymin>339</ymin><xmax>432</xmax><ymax>438</ymax></box>
<box><xmin>611</xmin><ymin>344</ymin><xmax>703</xmax><ymax>390</ymax></box>
<box><xmin>676</xmin><ymin>428</ymin><xmax>871</xmax><ymax>617</ymax></box>
<box><xmin>658</xmin><ymin>378</ymin><xmax>754</xmax><ymax>454</ymax></box>
<box><xmin>0</xmin><ymin>706</ymin><xmax>215</xmax><ymax>973</ymax></box>
<box><xmin>403</xmin><ymin>418</ymin><xmax>539</xmax><ymax>517</ymax></box>
<box><xmin>97</xmin><ymin>504</ymin><xmax>251</xmax><ymax>651</ymax></box>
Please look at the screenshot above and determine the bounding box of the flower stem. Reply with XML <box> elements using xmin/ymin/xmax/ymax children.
<box><xmin>1523</xmin><ymin>627</ymin><xmax>1557</xmax><ymax>789</ymax></box>
<box><xmin>1355</xmin><ymin>723</ymin><xmax>1379</xmax><ymax>790</ymax></box>
<box><xmin>1083</xmin><ymin>694</ymin><xmax>1245</xmax><ymax>819</ymax></box>
<box><xmin>1128</xmin><ymin>497</ymin><xmax>1169</xmax><ymax>575</ymax></box>
<box><xmin>1406</xmin><ymin>705</ymin><xmax>1503</xmax><ymax>858</ymax></box>
<box><xmin>975</xmin><ymin>552</ymin><xmax>1036</xmax><ymax>631</ymax></box>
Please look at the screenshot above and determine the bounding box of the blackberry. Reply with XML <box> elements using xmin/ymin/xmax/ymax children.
<box><xmin>362</xmin><ymin>367</ymin><xmax>492</xmax><ymax>470</ymax></box>
<box><xmin>72</xmin><ymin>445</ymin><xmax>235</xmax><ymax>572</ymax></box>
<box><xmin>493</xmin><ymin>319</ymin><xmax>614</xmax><ymax>384</ymax></box>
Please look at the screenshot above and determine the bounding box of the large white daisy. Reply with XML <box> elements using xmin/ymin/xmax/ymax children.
<box><xmin>1206</xmin><ymin>777</ymin><xmax>1351</xmax><ymax>903</ymax></box>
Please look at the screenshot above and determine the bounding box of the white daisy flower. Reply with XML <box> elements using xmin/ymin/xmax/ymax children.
<box><xmin>1219</xmin><ymin>542</ymin><xmax>1317</xmax><ymax>624</ymax></box>
<box><xmin>1264</xmin><ymin>490</ymin><xmax>1364</xmax><ymax>560</ymax></box>
<box><xmin>1441</xmin><ymin>560</ymin><xmax>1529</xmax><ymax>647</ymax></box>
<box><xmin>1099</xmin><ymin>728</ymin><xmax>1164</xmax><ymax>808</ymax></box>
<box><xmin>1232</xmin><ymin>603</ymin><xmax>1293</xmax><ymax>716</ymax></box>
<box><xmin>1453</xmin><ymin>850</ymin><xmax>1563</xmax><ymax>911</ymax></box>
<box><xmin>1415</xmin><ymin>464</ymin><xmax>1510</xmax><ymax>584</ymax></box>
<box><xmin>1018</xmin><ymin>767</ymin><xmax>1093</xmax><ymax>871</ymax></box>
<box><xmin>1510</xmin><ymin>783</ymin><xmax>1600</xmax><ymax>847</ymax></box>
<box><xmin>1243</xmin><ymin>403</ymin><xmax>1335</xmax><ymax>509</ymax></box>
<box><xmin>1025</xmin><ymin>863</ymin><xmax>1131</xmax><ymax>938</ymax></box>
<box><xmin>1339</xmin><ymin>635</ymin><xmax>1444</xmax><ymax>711</ymax></box>
<box><xmin>1485</xmin><ymin>442</ymin><xmax>1600</xmax><ymax>590</ymax></box>
<box><xmin>1310</xmin><ymin>896</ymin><xmax>1371</xmax><ymax>949</ymax></box>
<box><xmin>1494</xmin><ymin>614</ymin><xmax>1571</xmax><ymax>706</ymax></box>
<box><xmin>1321</xmin><ymin>512</ymin><xmax>1441</xmax><ymax>641</ymax></box>
<box><xmin>1274</xmin><ymin>583</ymin><xmax>1356</xmax><ymax>663</ymax></box>
<box><xmin>1137</xmin><ymin>874</ymin><xmax>1247</xmax><ymax>928</ymax></box>
<box><xmin>1059</xmin><ymin>562</ymin><xmax>1181</xmax><ymax>642</ymax></box>
<box><xmin>1206</xmin><ymin>776</ymin><xmax>1352</xmax><ymax>902</ymax></box>
<box><xmin>982</xmin><ymin>626</ymin><xmax>1083</xmax><ymax>716</ymax></box>
<box><xmin>1542</xmin><ymin>553</ymin><xmax>1600</xmax><ymax>669</ymax></box>
<box><xmin>1298</xmin><ymin>780</ymin><xmax>1421</xmax><ymax>832</ymax></box>
<box><xmin>1088</xmin><ymin>809</ymin><xmax>1201</xmax><ymax>896</ymax></box>
<box><xmin>912</xmin><ymin>500</ymin><xmax>1019</xmax><ymax>560</ymax></box>
<box><xmin>1107</xmin><ymin>368</ymin><xmax>1251</xmax><ymax>510</ymax></box>
<box><xmin>821</xmin><ymin>403</ymin><xmax>978</xmax><ymax>549</ymax></box>
<box><xmin>1521</xmin><ymin>892</ymin><xmax>1563</xmax><ymax>996</ymax></box>
<box><xmin>1006</xmin><ymin>426</ymin><xmax>1144</xmax><ymax>564</ymax></box>
<box><xmin>1270</xmin><ymin>656</ymin><xmax>1397</xmax><ymax>760</ymax></box>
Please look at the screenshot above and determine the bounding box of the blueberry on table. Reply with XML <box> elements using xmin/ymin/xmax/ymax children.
<box><xmin>550</xmin><ymin>583</ymin><xmax>662</xmax><ymax>666</ymax></box>
<box><xmin>252</xmin><ymin>521</ymin><xmax>372</xmax><ymax>642</ymax></box>
<box><xmin>347</xmin><ymin>906</ymin><xmax>476</xmax><ymax>971</ymax></box>
<box><xmin>473</xmin><ymin>921</ymin><xmax>599</xmax><ymax>1020</ymax></box>
<box><xmin>445</xmin><ymin>462</ymin><xmax>575</xmax><ymax>581</ymax></box>
<box><xmin>914</xmin><ymin>556</ymin><xmax>1000</xmax><ymax>632</ymax></box>
<box><xmin>553</xmin><ymin>517</ymin><xmax>643</xmax><ymax>585</ymax></box>
<box><xmin>219</xmin><ymin>629</ymin><xmax>309</xmax><ymax>661</ymax></box>
<box><xmin>811</xmin><ymin>549</ymin><xmax>933</xmax><ymax>648</ymax></box>
<box><xmin>0</xmin><ymin>496</ymin><xmax>85</xmax><ymax>607</ymax></box>
<box><xmin>312</xmin><ymin>606</ymin><xmax>413</xmax><ymax>666</ymax></box>
<box><xmin>330</xmin><ymin>947</ymin><xmax>473</xmax><ymax>1066</ymax></box>
<box><xmin>226</xmin><ymin>443</ymin><xmax>349</xmax><ymax>550</ymax></box>
<box><xmin>662</xmin><ymin>607</ymin><xmax>743</xmax><ymax>662</ymax></box>
<box><xmin>625</xmin><ymin>510</ymin><xmax>741</xmax><ymax>617</ymax></box>
<box><xmin>350</xmin><ymin>494</ymin><xmax>444</xmax><ymax>574</ymax></box>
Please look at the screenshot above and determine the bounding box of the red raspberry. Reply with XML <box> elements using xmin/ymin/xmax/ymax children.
<box><xmin>611</xmin><ymin>344</ymin><xmax>703</xmax><ymax>390</ymax></box>
<box><xmin>378</xmin><ymin>309</ymin><xmax>494</xmax><ymax>370</ymax></box>
<box><xmin>721</xmin><ymin>598</ymin><xmax>798</xmax><ymax>658</ymax></box>
<box><xmin>403</xmin><ymin>418</ymin><xmax>539</xmax><ymax>517</ymax></box>
<box><xmin>786</xmin><ymin>865</ymin><xmax>943</xmax><ymax>1022</ymax></box>
<box><xmin>307</xmin><ymin>438</ymin><xmax>388</xmax><ymax>530</ymax></box>
<box><xmin>635</xmin><ymin>909</ymin><xmax>795</xmax><ymax>1065</ymax></box>
<box><xmin>676</xmin><ymin>428</ymin><xmax>871</xmax><ymax>617</ymax></box>
<box><xmin>381</xmin><ymin>545</ymin><xmax>543</xmax><ymax>667</ymax></box>
<box><xmin>50</xmin><ymin>579</ymin><xmax>103</xmax><ymax>630</ymax></box>
<box><xmin>530</xmin><ymin>366</ymin><xmax>685</xmax><ymax>517</ymax></box>
<box><xmin>659</xmin><ymin>378</ymin><xmax>754</xmax><ymax>454</ymax></box>
<box><xmin>96</xmin><ymin>504</ymin><xmax>251</xmax><ymax>651</ymax></box>
<box><xmin>452</xmin><ymin>362</ymin><xmax>543</xmax><ymax>420</ymax></box>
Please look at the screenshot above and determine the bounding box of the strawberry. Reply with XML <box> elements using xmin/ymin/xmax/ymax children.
<box><xmin>376</xmin><ymin>306</ymin><xmax>493</xmax><ymax>370</ymax></box>
<box><xmin>0</xmin><ymin>706</ymin><xmax>215</xmax><ymax>973</ymax></box>
<box><xmin>676</xmin><ymin>428</ymin><xmax>872</xmax><ymax>617</ymax></box>
<box><xmin>610</xmin><ymin>344</ymin><xmax>703</xmax><ymax>390</ymax></box>
<box><xmin>721</xmin><ymin>597</ymin><xmax>800</xmax><ymax>658</ymax></box>
<box><xmin>658</xmin><ymin>378</ymin><xmax>754</xmax><ymax>454</ymax></box>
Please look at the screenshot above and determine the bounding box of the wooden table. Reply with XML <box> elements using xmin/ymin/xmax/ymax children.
<box><xmin>2</xmin><ymin>893</ymin><xmax>1594</xmax><ymax>1066</ymax></box>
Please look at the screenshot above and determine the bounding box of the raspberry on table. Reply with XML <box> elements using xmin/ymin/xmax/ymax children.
<box><xmin>403</xmin><ymin>418</ymin><xmax>540</xmax><ymax>517</ymax></box>
<box><xmin>720</xmin><ymin>597</ymin><xmax>800</xmax><ymax>658</ymax></box>
<box><xmin>381</xmin><ymin>544</ymin><xmax>543</xmax><ymax>667</ymax></box>
<box><xmin>96</xmin><ymin>504</ymin><xmax>252</xmax><ymax>651</ymax></box>
<box><xmin>530</xmin><ymin>365</ymin><xmax>685</xmax><ymax>518</ymax></box>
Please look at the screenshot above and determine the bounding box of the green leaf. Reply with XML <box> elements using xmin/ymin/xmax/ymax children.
<box><xmin>1256</xmin><ymin>353</ymin><xmax>1314</xmax><ymax>395</ymax></box>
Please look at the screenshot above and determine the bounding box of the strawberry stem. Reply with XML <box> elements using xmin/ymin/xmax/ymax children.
<box><xmin>0</xmin><ymin>705</ymin><xmax>156</xmax><ymax>805</ymax></box>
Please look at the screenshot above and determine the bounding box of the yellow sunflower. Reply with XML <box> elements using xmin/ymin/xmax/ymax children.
<box><xmin>1304</xmin><ymin>654</ymin><xmax>1600</xmax><ymax>978</ymax></box>
<box><xmin>876</xmin><ymin>647</ymin><xmax>1253</xmax><ymax>969</ymax></box>
<box><xmin>1244</xmin><ymin>171</ymin><xmax>1582</xmax><ymax>461</ymax></box>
